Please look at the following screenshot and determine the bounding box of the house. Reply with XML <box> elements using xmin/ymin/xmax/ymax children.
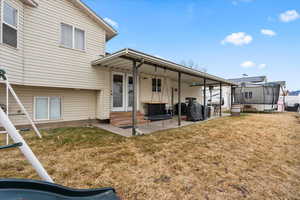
<box><xmin>229</xmin><ymin>76</ymin><xmax>267</xmax><ymax>85</ymax></box>
<box><xmin>204</xmin><ymin>86</ymin><xmax>232</xmax><ymax>112</ymax></box>
<box><xmin>228</xmin><ymin>76</ymin><xmax>286</xmax><ymax>112</ymax></box>
<box><xmin>288</xmin><ymin>90</ymin><xmax>300</xmax><ymax>96</ymax></box>
<box><xmin>0</xmin><ymin>0</ymin><xmax>236</xmax><ymax>135</ymax></box>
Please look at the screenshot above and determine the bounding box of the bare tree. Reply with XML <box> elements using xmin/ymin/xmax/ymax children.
<box><xmin>180</xmin><ymin>59</ymin><xmax>207</xmax><ymax>72</ymax></box>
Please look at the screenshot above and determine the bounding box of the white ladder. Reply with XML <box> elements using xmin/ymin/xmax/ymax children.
<box><xmin>0</xmin><ymin>73</ymin><xmax>42</xmax><ymax>145</ymax></box>
<box><xmin>0</xmin><ymin>69</ymin><xmax>53</xmax><ymax>183</ymax></box>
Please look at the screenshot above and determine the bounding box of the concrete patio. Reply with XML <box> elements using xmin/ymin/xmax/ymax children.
<box><xmin>94</xmin><ymin>113</ymin><xmax>230</xmax><ymax>137</ymax></box>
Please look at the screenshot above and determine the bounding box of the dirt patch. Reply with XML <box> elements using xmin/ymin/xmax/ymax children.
<box><xmin>0</xmin><ymin>113</ymin><xmax>300</xmax><ymax>199</ymax></box>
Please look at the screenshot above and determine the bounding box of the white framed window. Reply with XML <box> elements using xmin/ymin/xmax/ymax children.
<box><xmin>34</xmin><ymin>97</ymin><xmax>62</xmax><ymax>121</ymax></box>
<box><xmin>60</xmin><ymin>23</ymin><xmax>85</xmax><ymax>50</ymax></box>
<box><xmin>74</xmin><ymin>28</ymin><xmax>85</xmax><ymax>50</ymax></box>
<box><xmin>152</xmin><ymin>78</ymin><xmax>162</xmax><ymax>92</ymax></box>
<box><xmin>1</xmin><ymin>1</ymin><xmax>18</xmax><ymax>48</ymax></box>
<box><xmin>60</xmin><ymin>23</ymin><xmax>73</xmax><ymax>48</ymax></box>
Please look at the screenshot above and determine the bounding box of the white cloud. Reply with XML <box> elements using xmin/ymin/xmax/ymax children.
<box><xmin>241</xmin><ymin>61</ymin><xmax>267</xmax><ymax>69</ymax></box>
<box><xmin>104</xmin><ymin>17</ymin><xmax>119</xmax><ymax>28</ymax></box>
<box><xmin>261</xmin><ymin>29</ymin><xmax>276</xmax><ymax>36</ymax></box>
<box><xmin>221</xmin><ymin>32</ymin><xmax>253</xmax><ymax>46</ymax></box>
<box><xmin>241</xmin><ymin>61</ymin><xmax>256</xmax><ymax>68</ymax></box>
<box><xmin>258</xmin><ymin>64</ymin><xmax>267</xmax><ymax>69</ymax></box>
<box><xmin>279</xmin><ymin>10</ymin><xmax>300</xmax><ymax>23</ymax></box>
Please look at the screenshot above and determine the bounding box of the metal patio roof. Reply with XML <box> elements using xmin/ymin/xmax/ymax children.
<box><xmin>92</xmin><ymin>48</ymin><xmax>237</xmax><ymax>86</ymax></box>
<box><xmin>228</xmin><ymin>76</ymin><xmax>267</xmax><ymax>84</ymax></box>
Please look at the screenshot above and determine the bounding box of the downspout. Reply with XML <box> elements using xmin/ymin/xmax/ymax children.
<box><xmin>22</xmin><ymin>3</ymin><xmax>26</xmax><ymax>84</ymax></box>
<box><xmin>263</xmin><ymin>85</ymin><xmax>265</xmax><ymax>111</ymax></box>
<box><xmin>271</xmin><ymin>86</ymin><xmax>275</xmax><ymax>111</ymax></box>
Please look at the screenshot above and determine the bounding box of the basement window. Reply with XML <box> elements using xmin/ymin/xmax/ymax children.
<box><xmin>2</xmin><ymin>1</ymin><xmax>18</xmax><ymax>48</ymax></box>
<box><xmin>35</xmin><ymin>97</ymin><xmax>62</xmax><ymax>121</ymax></box>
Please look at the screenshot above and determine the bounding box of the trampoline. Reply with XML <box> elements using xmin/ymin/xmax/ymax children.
<box><xmin>0</xmin><ymin>179</ymin><xmax>119</xmax><ymax>200</ymax></box>
<box><xmin>233</xmin><ymin>82</ymin><xmax>285</xmax><ymax>111</ymax></box>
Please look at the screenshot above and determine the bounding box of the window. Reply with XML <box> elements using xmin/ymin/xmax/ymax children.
<box><xmin>2</xmin><ymin>1</ymin><xmax>18</xmax><ymax>48</ymax></box>
<box><xmin>249</xmin><ymin>92</ymin><xmax>253</xmax><ymax>99</ymax></box>
<box><xmin>152</xmin><ymin>78</ymin><xmax>162</xmax><ymax>92</ymax></box>
<box><xmin>60</xmin><ymin>23</ymin><xmax>85</xmax><ymax>50</ymax></box>
<box><xmin>74</xmin><ymin>28</ymin><xmax>85</xmax><ymax>50</ymax></box>
<box><xmin>35</xmin><ymin>97</ymin><xmax>62</xmax><ymax>120</ymax></box>
<box><xmin>60</xmin><ymin>23</ymin><xmax>73</xmax><ymax>48</ymax></box>
<box><xmin>244</xmin><ymin>92</ymin><xmax>253</xmax><ymax>99</ymax></box>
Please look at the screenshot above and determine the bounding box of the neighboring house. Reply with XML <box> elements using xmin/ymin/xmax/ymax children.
<box><xmin>288</xmin><ymin>90</ymin><xmax>300</xmax><ymax>96</ymax></box>
<box><xmin>285</xmin><ymin>91</ymin><xmax>300</xmax><ymax>111</ymax></box>
<box><xmin>228</xmin><ymin>76</ymin><xmax>286</xmax><ymax>112</ymax></box>
<box><xmin>0</xmin><ymin>0</ymin><xmax>235</xmax><ymax>129</ymax></box>
<box><xmin>229</xmin><ymin>76</ymin><xmax>267</xmax><ymax>85</ymax></box>
<box><xmin>204</xmin><ymin>86</ymin><xmax>232</xmax><ymax>111</ymax></box>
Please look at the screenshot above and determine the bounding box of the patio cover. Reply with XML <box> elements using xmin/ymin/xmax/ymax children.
<box><xmin>92</xmin><ymin>48</ymin><xmax>236</xmax><ymax>136</ymax></box>
<box><xmin>92</xmin><ymin>48</ymin><xmax>237</xmax><ymax>86</ymax></box>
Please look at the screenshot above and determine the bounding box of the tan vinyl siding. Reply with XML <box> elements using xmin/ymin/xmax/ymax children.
<box><xmin>20</xmin><ymin>0</ymin><xmax>106</xmax><ymax>89</ymax></box>
<box><xmin>0</xmin><ymin>0</ymin><xmax>25</xmax><ymax>84</ymax></box>
<box><xmin>0</xmin><ymin>0</ymin><xmax>1</xmax><ymax>43</ymax></box>
<box><xmin>106</xmin><ymin>70</ymin><xmax>203</xmax><ymax>115</ymax></box>
<box><xmin>139</xmin><ymin>74</ymin><xmax>202</xmax><ymax>104</ymax></box>
<box><xmin>139</xmin><ymin>74</ymin><xmax>172</xmax><ymax>105</ymax></box>
<box><xmin>96</xmin><ymin>69</ymin><xmax>111</xmax><ymax>119</ymax></box>
<box><xmin>0</xmin><ymin>84</ymin><xmax>97</xmax><ymax>125</ymax></box>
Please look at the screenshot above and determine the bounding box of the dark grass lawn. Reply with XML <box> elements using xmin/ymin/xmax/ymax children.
<box><xmin>1</xmin><ymin>112</ymin><xmax>300</xmax><ymax>200</ymax></box>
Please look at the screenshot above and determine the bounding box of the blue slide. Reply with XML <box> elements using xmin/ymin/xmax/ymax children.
<box><xmin>0</xmin><ymin>179</ymin><xmax>119</xmax><ymax>200</ymax></box>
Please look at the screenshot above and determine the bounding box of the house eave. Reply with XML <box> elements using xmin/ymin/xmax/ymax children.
<box><xmin>71</xmin><ymin>0</ymin><xmax>118</xmax><ymax>41</ymax></box>
<box><xmin>20</xmin><ymin>0</ymin><xmax>38</xmax><ymax>7</ymax></box>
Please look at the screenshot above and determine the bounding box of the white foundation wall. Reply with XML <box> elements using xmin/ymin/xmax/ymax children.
<box><xmin>0</xmin><ymin>84</ymin><xmax>97</xmax><ymax>126</ymax></box>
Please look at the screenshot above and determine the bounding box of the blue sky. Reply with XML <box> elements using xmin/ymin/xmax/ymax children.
<box><xmin>83</xmin><ymin>0</ymin><xmax>299</xmax><ymax>90</ymax></box>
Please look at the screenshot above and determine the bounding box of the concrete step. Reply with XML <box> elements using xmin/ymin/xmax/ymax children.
<box><xmin>110</xmin><ymin>111</ymin><xmax>144</xmax><ymax>117</ymax></box>
<box><xmin>110</xmin><ymin>111</ymin><xmax>149</xmax><ymax>127</ymax></box>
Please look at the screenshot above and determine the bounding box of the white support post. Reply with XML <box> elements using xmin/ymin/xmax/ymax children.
<box><xmin>0</xmin><ymin>107</ymin><xmax>53</xmax><ymax>182</ymax></box>
<box><xmin>6</xmin><ymin>80</ymin><xmax>9</xmax><ymax>145</ymax></box>
<box><xmin>6</xmin><ymin>82</ymin><xmax>42</xmax><ymax>138</ymax></box>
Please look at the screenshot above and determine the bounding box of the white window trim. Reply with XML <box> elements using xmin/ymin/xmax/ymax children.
<box><xmin>111</xmin><ymin>71</ymin><xmax>139</xmax><ymax>112</ymax></box>
<box><xmin>0</xmin><ymin>0</ymin><xmax>19</xmax><ymax>49</ymax></box>
<box><xmin>152</xmin><ymin>77</ymin><xmax>162</xmax><ymax>93</ymax></box>
<box><xmin>34</xmin><ymin>96</ymin><xmax>62</xmax><ymax>121</ymax></box>
<box><xmin>0</xmin><ymin>0</ymin><xmax>4</xmax><ymax>44</ymax></box>
<box><xmin>59</xmin><ymin>22</ymin><xmax>86</xmax><ymax>51</ymax></box>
